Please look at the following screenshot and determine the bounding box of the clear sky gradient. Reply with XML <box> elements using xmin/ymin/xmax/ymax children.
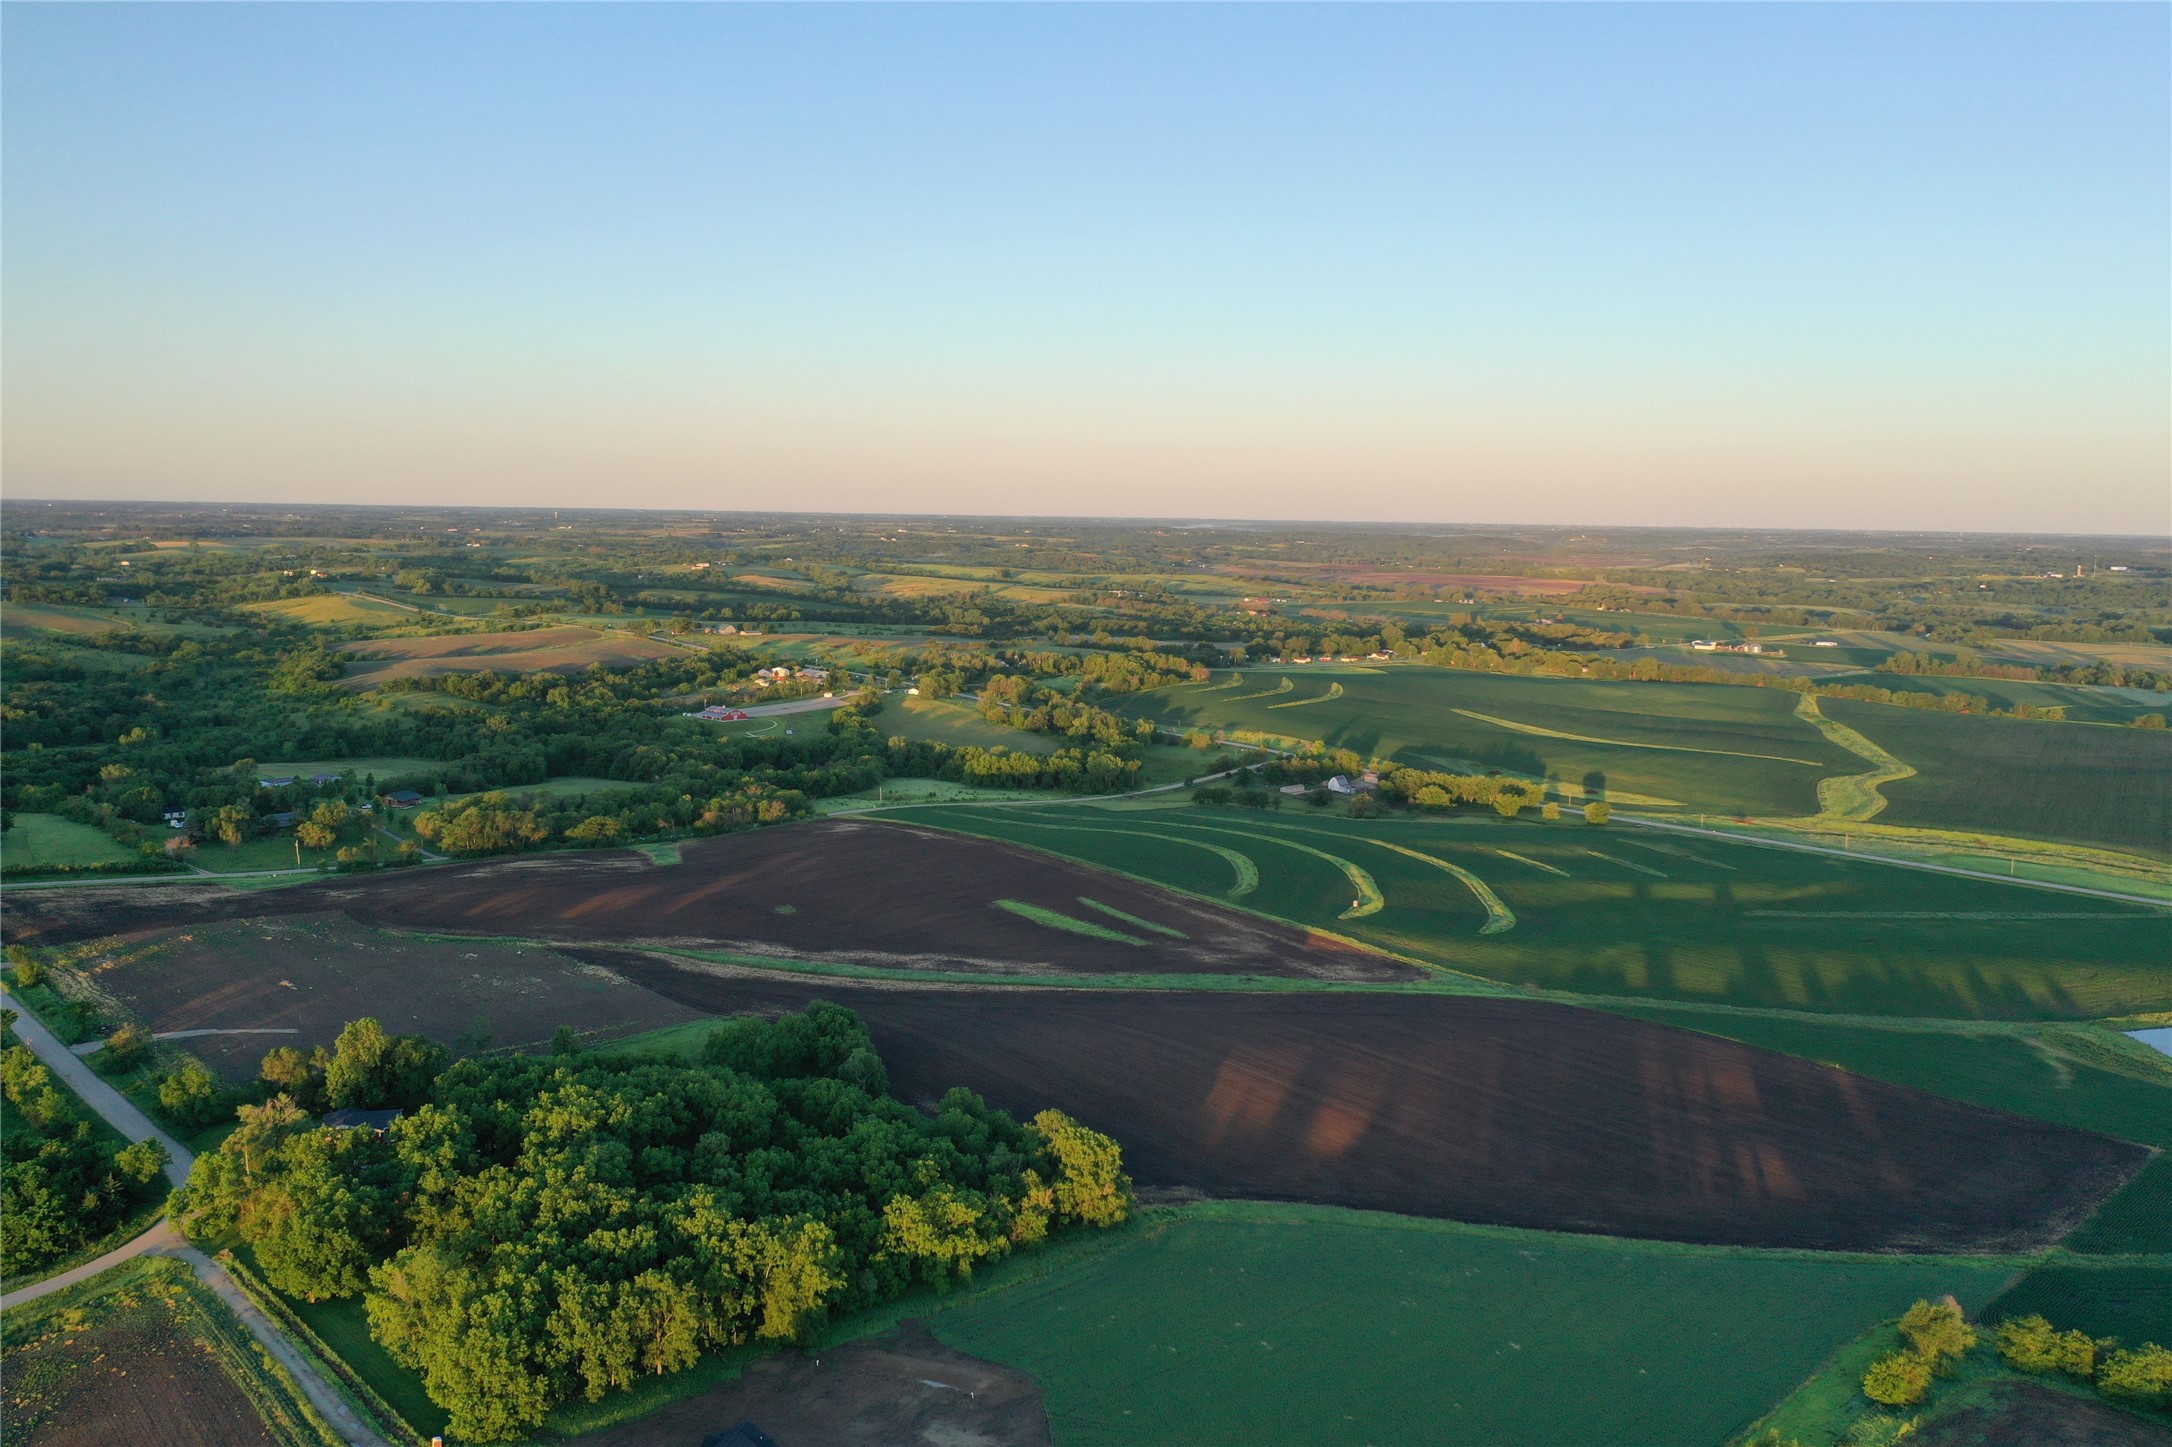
<box><xmin>5</xmin><ymin>4</ymin><xmax>2166</xmax><ymax>533</ymax></box>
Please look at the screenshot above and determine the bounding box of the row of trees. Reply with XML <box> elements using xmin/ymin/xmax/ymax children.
<box><xmin>173</xmin><ymin>1004</ymin><xmax>1132</xmax><ymax>1440</ymax></box>
<box><xmin>884</xmin><ymin>737</ymin><xmax>1143</xmax><ymax>794</ymax></box>
<box><xmin>1860</xmin><ymin>1298</ymin><xmax>2171</xmax><ymax>1413</ymax></box>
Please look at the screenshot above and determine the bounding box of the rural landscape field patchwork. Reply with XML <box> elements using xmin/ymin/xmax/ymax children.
<box><xmin>3</xmin><ymin>510</ymin><xmax>2168</xmax><ymax>1447</ymax></box>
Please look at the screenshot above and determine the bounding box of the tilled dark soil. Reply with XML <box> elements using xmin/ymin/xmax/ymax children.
<box><xmin>1914</xmin><ymin>1382</ymin><xmax>2172</xmax><ymax>1447</ymax></box>
<box><xmin>2</xmin><ymin>819</ymin><xmax>1415</xmax><ymax>982</ymax></box>
<box><xmin>595</xmin><ymin>957</ymin><xmax>2147</xmax><ymax>1255</ymax></box>
<box><xmin>2</xmin><ymin>1293</ymin><xmax>281</xmax><ymax>1447</ymax></box>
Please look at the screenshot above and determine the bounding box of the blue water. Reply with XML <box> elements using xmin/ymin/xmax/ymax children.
<box><xmin>2128</xmin><ymin>1027</ymin><xmax>2172</xmax><ymax>1058</ymax></box>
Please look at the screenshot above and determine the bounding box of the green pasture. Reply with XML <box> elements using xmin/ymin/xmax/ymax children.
<box><xmin>254</xmin><ymin>1267</ymin><xmax>452</xmax><ymax>1438</ymax></box>
<box><xmin>0</xmin><ymin>600</ymin><xmax>131</xmax><ymax>636</ymax></box>
<box><xmin>1614</xmin><ymin>645</ymin><xmax>1859</xmax><ymax>680</ymax></box>
<box><xmin>1988</xmin><ymin>1264</ymin><xmax>2172</xmax><ymax>1347</ymax></box>
<box><xmin>1113</xmin><ymin>668</ymin><xmax>1861</xmax><ymax>816</ymax></box>
<box><xmin>883</xmin><ymin>695</ymin><xmax>1065</xmax><ymax>753</ymax></box>
<box><xmin>0</xmin><ymin>813</ymin><xmax>144</xmax><ymax>868</ymax></box>
<box><xmin>2066</xmin><ymin>1157</ymin><xmax>2172</xmax><ymax>1256</ymax></box>
<box><xmin>815</xmin><ymin>778</ymin><xmax>1056</xmax><ymax>813</ymax></box>
<box><xmin>252</xmin><ymin>756</ymin><xmax>446</xmax><ymax>781</ymax></box>
<box><xmin>1825</xmin><ymin>700</ymin><xmax>2172</xmax><ymax>859</ymax></box>
<box><xmin>1599</xmin><ymin>1007</ymin><xmax>2172</xmax><ymax>1153</ymax></box>
<box><xmin>188</xmin><ymin>834</ymin><xmax>344</xmax><ymax>874</ymax></box>
<box><xmin>930</xmin><ymin>1204</ymin><xmax>2017</xmax><ymax>1447</ymax></box>
<box><xmin>243</xmin><ymin>594</ymin><xmax>415</xmax><ymax>628</ymax></box>
<box><xmin>922</xmin><ymin>804</ymin><xmax>2172</xmax><ymax>1018</ymax></box>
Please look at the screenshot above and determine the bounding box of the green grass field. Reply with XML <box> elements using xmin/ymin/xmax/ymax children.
<box><xmin>253</xmin><ymin>755</ymin><xmax>446</xmax><ymax>781</ymax></box>
<box><xmin>1822</xmin><ymin>700</ymin><xmax>2172</xmax><ymax>859</ymax></box>
<box><xmin>929</xmin><ymin>1204</ymin><xmax>2018</xmax><ymax>1447</ymax></box>
<box><xmin>882</xmin><ymin>695</ymin><xmax>1065</xmax><ymax>753</ymax></box>
<box><xmin>243</xmin><ymin>594</ymin><xmax>417</xmax><ymax>627</ymax></box>
<box><xmin>267</xmin><ymin>1277</ymin><xmax>451</xmax><ymax>1438</ymax></box>
<box><xmin>919</xmin><ymin>804</ymin><xmax>2172</xmax><ymax>1018</ymax></box>
<box><xmin>1112</xmin><ymin>668</ymin><xmax>1861</xmax><ymax>816</ymax></box>
<box><xmin>0</xmin><ymin>600</ymin><xmax>133</xmax><ymax>636</ymax></box>
<box><xmin>1987</xmin><ymin>1264</ymin><xmax>2172</xmax><ymax>1347</ymax></box>
<box><xmin>188</xmin><ymin>833</ymin><xmax>344</xmax><ymax>873</ymax></box>
<box><xmin>0</xmin><ymin>813</ymin><xmax>145</xmax><ymax>869</ymax></box>
<box><xmin>1599</xmin><ymin>1008</ymin><xmax>2172</xmax><ymax>1152</ymax></box>
<box><xmin>2065</xmin><ymin>1156</ymin><xmax>2172</xmax><ymax>1256</ymax></box>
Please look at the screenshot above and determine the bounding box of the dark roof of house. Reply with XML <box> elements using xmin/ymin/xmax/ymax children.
<box><xmin>700</xmin><ymin>1426</ymin><xmax>780</xmax><ymax>1447</ymax></box>
<box><xmin>322</xmin><ymin>1108</ymin><xmax>404</xmax><ymax>1132</ymax></box>
<box><xmin>381</xmin><ymin>789</ymin><xmax>424</xmax><ymax>805</ymax></box>
<box><xmin>266</xmin><ymin>811</ymin><xmax>300</xmax><ymax>827</ymax></box>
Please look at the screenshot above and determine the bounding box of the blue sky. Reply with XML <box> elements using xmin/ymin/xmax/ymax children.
<box><xmin>5</xmin><ymin>3</ymin><xmax>2165</xmax><ymax>532</ymax></box>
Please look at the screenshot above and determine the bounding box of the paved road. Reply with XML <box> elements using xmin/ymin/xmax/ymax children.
<box><xmin>2</xmin><ymin>985</ymin><xmax>193</xmax><ymax>1188</ymax></box>
<box><xmin>169</xmin><ymin>1241</ymin><xmax>394</xmax><ymax>1447</ymax></box>
<box><xmin>0</xmin><ymin>1218</ymin><xmax>185</xmax><ymax>1312</ymax></box>
<box><xmin>0</xmin><ymin>986</ymin><xmax>392</xmax><ymax>1447</ymax></box>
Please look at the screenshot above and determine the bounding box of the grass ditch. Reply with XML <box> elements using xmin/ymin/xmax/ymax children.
<box><xmin>1076</xmin><ymin>896</ymin><xmax>1188</xmax><ymax>938</ymax></box>
<box><xmin>991</xmin><ymin>898</ymin><xmax>1151</xmax><ymax>946</ymax></box>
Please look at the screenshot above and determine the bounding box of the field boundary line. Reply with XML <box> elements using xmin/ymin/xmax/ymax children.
<box><xmin>1608</xmin><ymin>813</ymin><xmax>2172</xmax><ymax>910</ymax></box>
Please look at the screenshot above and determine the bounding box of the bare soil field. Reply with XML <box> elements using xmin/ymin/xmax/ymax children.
<box><xmin>583</xmin><ymin>960</ymin><xmax>2144</xmax><ymax>1254</ymax></box>
<box><xmin>338</xmin><ymin>625</ymin><xmax>683</xmax><ymax>685</ymax></box>
<box><xmin>3</xmin><ymin>821</ymin><xmax>1412</xmax><ymax>982</ymax></box>
<box><xmin>562</xmin><ymin>1322</ymin><xmax>1050</xmax><ymax>1447</ymax></box>
<box><xmin>1915</xmin><ymin>1382</ymin><xmax>2172</xmax><ymax>1447</ymax></box>
<box><xmin>51</xmin><ymin>913</ymin><xmax>701</xmax><ymax>1079</ymax></box>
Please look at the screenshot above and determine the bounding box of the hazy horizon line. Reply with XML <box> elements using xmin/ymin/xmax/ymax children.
<box><xmin>5</xmin><ymin>494</ymin><xmax>2166</xmax><ymax>547</ymax></box>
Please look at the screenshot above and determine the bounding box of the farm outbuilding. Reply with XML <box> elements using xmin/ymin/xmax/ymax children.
<box><xmin>322</xmin><ymin>1107</ymin><xmax>403</xmax><ymax>1134</ymax></box>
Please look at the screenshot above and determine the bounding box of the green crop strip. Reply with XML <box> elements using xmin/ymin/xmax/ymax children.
<box><xmin>1171</xmin><ymin>822</ymin><xmax>1386</xmax><ymax>919</ymax></box>
<box><xmin>1450</xmin><ymin>707</ymin><xmax>1823</xmax><ymax>765</ymax></box>
<box><xmin>991</xmin><ymin>898</ymin><xmax>1150</xmax><ymax>945</ymax></box>
<box><xmin>1192</xmin><ymin>672</ymin><xmax>1247</xmax><ymax>692</ymax></box>
<box><xmin>1236</xmin><ymin>820</ymin><xmax>1518</xmax><ymax>936</ymax></box>
<box><xmin>977</xmin><ymin>817</ymin><xmax>1261</xmax><ymax>898</ymax></box>
<box><xmin>1584</xmin><ymin>848</ymin><xmax>1667</xmax><ymax>878</ymax></box>
<box><xmin>1794</xmin><ymin>693</ymin><xmax>1915</xmax><ymax>822</ymax></box>
<box><xmin>1077</xmin><ymin>896</ymin><xmax>1189</xmax><ymax>938</ymax></box>
<box><xmin>1226</xmin><ymin>676</ymin><xmax>1295</xmax><ymax>701</ymax></box>
<box><xmin>1493</xmin><ymin>848</ymin><xmax>1568</xmax><ymax>877</ymax></box>
<box><xmin>1267</xmin><ymin>681</ymin><xmax>1345</xmax><ymax>709</ymax></box>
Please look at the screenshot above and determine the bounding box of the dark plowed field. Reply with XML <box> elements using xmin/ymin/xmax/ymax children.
<box><xmin>1</xmin><ymin>820</ymin><xmax>1412</xmax><ymax>982</ymax></box>
<box><xmin>1914</xmin><ymin>1382</ymin><xmax>2172</xmax><ymax>1447</ymax></box>
<box><xmin>595</xmin><ymin>958</ymin><xmax>2144</xmax><ymax>1254</ymax></box>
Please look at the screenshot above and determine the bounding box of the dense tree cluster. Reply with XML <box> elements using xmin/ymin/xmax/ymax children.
<box><xmin>1</xmin><ymin>1014</ymin><xmax>170</xmax><ymax>1275</ymax></box>
<box><xmin>976</xmin><ymin>676</ymin><xmax>1161</xmax><ymax>753</ymax></box>
<box><xmin>174</xmin><ymin>1005</ymin><xmax>1131</xmax><ymax>1440</ymax></box>
<box><xmin>1997</xmin><ymin>1313</ymin><xmax>2172</xmax><ymax>1409</ymax></box>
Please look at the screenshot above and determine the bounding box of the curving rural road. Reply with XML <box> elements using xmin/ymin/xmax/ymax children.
<box><xmin>0</xmin><ymin>986</ymin><xmax>392</xmax><ymax>1447</ymax></box>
